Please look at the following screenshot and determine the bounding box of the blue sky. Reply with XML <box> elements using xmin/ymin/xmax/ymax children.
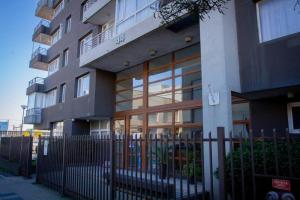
<box><xmin>0</xmin><ymin>1</ymin><xmax>46</xmax><ymax>129</ymax></box>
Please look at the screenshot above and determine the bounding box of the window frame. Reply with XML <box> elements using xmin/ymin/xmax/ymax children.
<box><xmin>287</xmin><ymin>102</ymin><xmax>300</xmax><ymax>134</ymax></box>
<box><xmin>63</xmin><ymin>49</ymin><xmax>69</xmax><ymax>67</ymax></box>
<box><xmin>65</xmin><ymin>15</ymin><xmax>72</xmax><ymax>33</ymax></box>
<box><xmin>76</xmin><ymin>74</ymin><xmax>90</xmax><ymax>98</ymax></box>
<box><xmin>59</xmin><ymin>84</ymin><xmax>66</xmax><ymax>103</ymax></box>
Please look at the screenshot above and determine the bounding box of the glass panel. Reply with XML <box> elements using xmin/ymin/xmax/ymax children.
<box><xmin>232</xmin><ymin>102</ymin><xmax>250</xmax><ymax>121</ymax></box>
<box><xmin>114</xmin><ymin>119</ymin><xmax>125</xmax><ymax>136</ymax></box>
<box><xmin>116</xmin><ymin>87</ymin><xmax>143</xmax><ymax>101</ymax></box>
<box><xmin>148</xmin><ymin>79</ymin><xmax>172</xmax><ymax>95</ymax></box>
<box><xmin>116</xmin><ymin>98</ymin><xmax>143</xmax><ymax>112</ymax></box>
<box><xmin>174</xmin><ymin>87</ymin><xmax>202</xmax><ymax>103</ymax></box>
<box><xmin>148</xmin><ymin>111</ymin><xmax>172</xmax><ymax>126</ymax></box>
<box><xmin>117</xmin><ymin>64</ymin><xmax>143</xmax><ymax>80</ymax></box>
<box><xmin>233</xmin><ymin>124</ymin><xmax>249</xmax><ymax>138</ymax></box>
<box><xmin>148</xmin><ymin>66</ymin><xmax>172</xmax><ymax>83</ymax></box>
<box><xmin>174</xmin><ymin>58</ymin><xmax>201</xmax><ymax>76</ymax></box>
<box><xmin>117</xmin><ymin>78</ymin><xmax>143</xmax><ymax>91</ymax></box>
<box><xmin>148</xmin><ymin>92</ymin><xmax>172</xmax><ymax>107</ymax></box>
<box><xmin>175</xmin><ymin>44</ymin><xmax>200</xmax><ymax>61</ymax></box>
<box><xmin>175</xmin><ymin>72</ymin><xmax>201</xmax><ymax>89</ymax></box>
<box><xmin>175</xmin><ymin>108</ymin><xmax>202</xmax><ymax>125</ymax></box>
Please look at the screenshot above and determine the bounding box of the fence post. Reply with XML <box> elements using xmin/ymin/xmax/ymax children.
<box><xmin>217</xmin><ymin>127</ymin><xmax>226</xmax><ymax>200</ymax></box>
<box><xmin>8</xmin><ymin>136</ymin><xmax>12</xmax><ymax>161</ymax></box>
<box><xmin>61</xmin><ymin>136</ymin><xmax>67</xmax><ymax>196</ymax></box>
<box><xmin>19</xmin><ymin>136</ymin><xmax>24</xmax><ymax>165</ymax></box>
<box><xmin>26</xmin><ymin>136</ymin><xmax>33</xmax><ymax>178</ymax></box>
<box><xmin>110</xmin><ymin>132</ymin><xmax>116</xmax><ymax>200</ymax></box>
<box><xmin>36</xmin><ymin>136</ymin><xmax>41</xmax><ymax>184</ymax></box>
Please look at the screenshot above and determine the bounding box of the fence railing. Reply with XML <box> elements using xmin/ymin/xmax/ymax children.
<box><xmin>0</xmin><ymin>135</ymin><xmax>33</xmax><ymax>177</ymax></box>
<box><xmin>36</xmin><ymin>129</ymin><xmax>300</xmax><ymax>200</ymax></box>
<box><xmin>34</xmin><ymin>19</ymin><xmax>50</xmax><ymax>32</ymax></box>
<box><xmin>31</xmin><ymin>47</ymin><xmax>47</xmax><ymax>59</ymax></box>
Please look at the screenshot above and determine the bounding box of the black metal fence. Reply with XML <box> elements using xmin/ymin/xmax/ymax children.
<box><xmin>36</xmin><ymin>128</ymin><xmax>300</xmax><ymax>200</ymax></box>
<box><xmin>0</xmin><ymin>134</ymin><xmax>33</xmax><ymax>177</ymax></box>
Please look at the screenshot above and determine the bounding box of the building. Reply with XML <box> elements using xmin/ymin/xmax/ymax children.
<box><xmin>24</xmin><ymin>0</ymin><xmax>300</xmax><ymax>139</ymax></box>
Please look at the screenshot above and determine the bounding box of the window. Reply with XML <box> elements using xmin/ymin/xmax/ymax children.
<box><xmin>257</xmin><ymin>0</ymin><xmax>300</xmax><ymax>42</ymax></box>
<box><xmin>53</xmin><ymin>0</ymin><xmax>64</xmax><ymax>18</ymax></box>
<box><xmin>116</xmin><ymin>0</ymin><xmax>159</xmax><ymax>34</ymax></box>
<box><xmin>27</xmin><ymin>93</ymin><xmax>45</xmax><ymax>109</ymax></box>
<box><xmin>76</xmin><ymin>74</ymin><xmax>90</xmax><ymax>97</ymax></box>
<box><xmin>48</xmin><ymin>57</ymin><xmax>60</xmax><ymax>76</ymax></box>
<box><xmin>90</xmin><ymin>120</ymin><xmax>111</xmax><ymax>136</ymax></box>
<box><xmin>63</xmin><ymin>49</ymin><xmax>69</xmax><ymax>67</ymax></box>
<box><xmin>51</xmin><ymin>26</ymin><xmax>62</xmax><ymax>45</ymax></box>
<box><xmin>45</xmin><ymin>89</ymin><xmax>57</xmax><ymax>108</ymax></box>
<box><xmin>59</xmin><ymin>84</ymin><xmax>66</xmax><ymax>103</ymax></box>
<box><xmin>65</xmin><ymin>16</ymin><xmax>71</xmax><ymax>33</ymax></box>
<box><xmin>288</xmin><ymin>102</ymin><xmax>300</xmax><ymax>134</ymax></box>
<box><xmin>52</xmin><ymin>121</ymin><xmax>64</xmax><ymax>137</ymax></box>
<box><xmin>79</xmin><ymin>33</ymin><xmax>93</xmax><ymax>55</ymax></box>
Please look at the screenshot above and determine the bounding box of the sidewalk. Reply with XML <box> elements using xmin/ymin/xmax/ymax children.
<box><xmin>0</xmin><ymin>173</ymin><xmax>70</xmax><ymax>200</ymax></box>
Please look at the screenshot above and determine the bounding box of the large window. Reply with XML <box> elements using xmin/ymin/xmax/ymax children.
<box><xmin>257</xmin><ymin>0</ymin><xmax>300</xmax><ymax>42</ymax></box>
<box><xmin>76</xmin><ymin>74</ymin><xmax>90</xmax><ymax>97</ymax></box>
<box><xmin>48</xmin><ymin>57</ymin><xmax>60</xmax><ymax>76</ymax></box>
<box><xmin>45</xmin><ymin>89</ymin><xmax>57</xmax><ymax>108</ymax></box>
<box><xmin>63</xmin><ymin>49</ymin><xmax>69</xmax><ymax>67</ymax></box>
<box><xmin>27</xmin><ymin>93</ymin><xmax>44</xmax><ymax>109</ymax></box>
<box><xmin>116</xmin><ymin>0</ymin><xmax>159</xmax><ymax>34</ymax></box>
<box><xmin>116</xmin><ymin>65</ymin><xmax>144</xmax><ymax>112</ymax></box>
<box><xmin>59</xmin><ymin>84</ymin><xmax>66</xmax><ymax>103</ymax></box>
<box><xmin>79</xmin><ymin>33</ymin><xmax>93</xmax><ymax>55</ymax></box>
<box><xmin>90</xmin><ymin>120</ymin><xmax>111</xmax><ymax>136</ymax></box>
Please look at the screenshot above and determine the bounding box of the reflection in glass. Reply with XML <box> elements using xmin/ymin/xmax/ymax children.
<box><xmin>174</xmin><ymin>58</ymin><xmax>201</xmax><ymax>76</ymax></box>
<box><xmin>175</xmin><ymin>72</ymin><xmax>201</xmax><ymax>89</ymax></box>
<box><xmin>174</xmin><ymin>87</ymin><xmax>202</xmax><ymax>103</ymax></box>
<box><xmin>148</xmin><ymin>112</ymin><xmax>172</xmax><ymax>126</ymax></box>
<box><xmin>116</xmin><ymin>77</ymin><xmax>143</xmax><ymax>91</ymax></box>
<box><xmin>117</xmin><ymin>64</ymin><xmax>143</xmax><ymax>80</ymax></box>
<box><xmin>175</xmin><ymin>108</ymin><xmax>202</xmax><ymax>124</ymax></box>
<box><xmin>129</xmin><ymin>115</ymin><xmax>143</xmax><ymax>169</ymax></box>
<box><xmin>175</xmin><ymin>44</ymin><xmax>200</xmax><ymax>61</ymax></box>
<box><xmin>175</xmin><ymin>127</ymin><xmax>202</xmax><ymax>138</ymax></box>
<box><xmin>148</xmin><ymin>79</ymin><xmax>172</xmax><ymax>95</ymax></box>
<box><xmin>116</xmin><ymin>87</ymin><xmax>143</xmax><ymax>101</ymax></box>
<box><xmin>149</xmin><ymin>92</ymin><xmax>172</xmax><ymax>107</ymax></box>
<box><xmin>116</xmin><ymin>98</ymin><xmax>143</xmax><ymax>112</ymax></box>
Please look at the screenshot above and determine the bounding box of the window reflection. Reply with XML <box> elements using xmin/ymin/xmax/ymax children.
<box><xmin>148</xmin><ymin>111</ymin><xmax>172</xmax><ymax>126</ymax></box>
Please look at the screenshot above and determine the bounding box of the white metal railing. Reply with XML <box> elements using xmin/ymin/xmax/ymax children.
<box><xmin>26</xmin><ymin>108</ymin><xmax>42</xmax><ymax>117</ymax></box>
<box><xmin>34</xmin><ymin>20</ymin><xmax>50</xmax><ymax>33</ymax></box>
<box><xmin>83</xmin><ymin>0</ymin><xmax>99</xmax><ymax>13</ymax></box>
<box><xmin>81</xmin><ymin>25</ymin><xmax>114</xmax><ymax>55</ymax></box>
<box><xmin>31</xmin><ymin>47</ymin><xmax>47</xmax><ymax>59</ymax></box>
<box><xmin>28</xmin><ymin>77</ymin><xmax>45</xmax><ymax>87</ymax></box>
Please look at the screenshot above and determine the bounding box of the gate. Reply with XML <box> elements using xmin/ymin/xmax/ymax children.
<box><xmin>36</xmin><ymin>128</ymin><xmax>300</xmax><ymax>200</ymax></box>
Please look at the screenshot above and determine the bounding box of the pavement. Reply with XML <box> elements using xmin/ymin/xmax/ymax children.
<box><xmin>0</xmin><ymin>173</ymin><xmax>70</xmax><ymax>200</ymax></box>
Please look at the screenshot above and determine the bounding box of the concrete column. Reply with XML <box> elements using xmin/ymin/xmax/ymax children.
<box><xmin>200</xmin><ymin>0</ymin><xmax>241</xmax><ymax>198</ymax></box>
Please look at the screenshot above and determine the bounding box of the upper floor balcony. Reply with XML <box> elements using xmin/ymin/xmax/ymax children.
<box><xmin>79</xmin><ymin>0</ymin><xmax>200</xmax><ymax>72</ymax></box>
<box><xmin>29</xmin><ymin>47</ymin><xmax>48</xmax><ymax>71</ymax></box>
<box><xmin>82</xmin><ymin>0</ymin><xmax>116</xmax><ymax>24</ymax></box>
<box><xmin>26</xmin><ymin>77</ymin><xmax>45</xmax><ymax>95</ymax></box>
<box><xmin>24</xmin><ymin>108</ymin><xmax>42</xmax><ymax>125</ymax></box>
<box><xmin>35</xmin><ymin>0</ymin><xmax>54</xmax><ymax>21</ymax></box>
<box><xmin>33</xmin><ymin>20</ymin><xmax>51</xmax><ymax>46</ymax></box>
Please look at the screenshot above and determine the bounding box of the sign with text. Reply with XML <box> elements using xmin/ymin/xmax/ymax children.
<box><xmin>272</xmin><ymin>179</ymin><xmax>291</xmax><ymax>191</ymax></box>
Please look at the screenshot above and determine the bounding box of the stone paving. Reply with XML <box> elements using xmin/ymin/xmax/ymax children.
<box><xmin>0</xmin><ymin>173</ymin><xmax>70</xmax><ymax>200</ymax></box>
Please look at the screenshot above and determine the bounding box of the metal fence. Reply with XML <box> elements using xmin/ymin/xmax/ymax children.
<box><xmin>36</xmin><ymin>128</ymin><xmax>300</xmax><ymax>200</ymax></box>
<box><xmin>0</xmin><ymin>134</ymin><xmax>33</xmax><ymax>177</ymax></box>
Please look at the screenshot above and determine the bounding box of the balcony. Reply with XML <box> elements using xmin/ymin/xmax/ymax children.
<box><xmin>80</xmin><ymin>1</ymin><xmax>199</xmax><ymax>72</ymax></box>
<box><xmin>30</xmin><ymin>47</ymin><xmax>48</xmax><ymax>71</ymax></box>
<box><xmin>26</xmin><ymin>77</ymin><xmax>45</xmax><ymax>95</ymax></box>
<box><xmin>35</xmin><ymin>0</ymin><xmax>54</xmax><ymax>21</ymax></box>
<box><xmin>82</xmin><ymin>0</ymin><xmax>115</xmax><ymax>24</ymax></box>
<box><xmin>33</xmin><ymin>20</ymin><xmax>51</xmax><ymax>45</ymax></box>
<box><xmin>24</xmin><ymin>108</ymin><xmax>42</xmax><ymax>125</ymax></box>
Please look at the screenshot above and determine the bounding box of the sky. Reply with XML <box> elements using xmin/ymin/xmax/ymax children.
<box><xmin>0</xmin><ymin>1</ymin><xmax>47</xmax><ymax>130</ymax></box>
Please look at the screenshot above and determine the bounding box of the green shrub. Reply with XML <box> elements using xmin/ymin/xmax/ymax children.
<box><xmin>216</xmin><ymin>139</ymin><xmax>300</xmax><ymax>199</ymax></box>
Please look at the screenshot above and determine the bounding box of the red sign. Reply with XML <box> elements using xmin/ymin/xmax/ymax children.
<box><xmin>272</xmin><ymin>179</ymin><xmax>291</xmax><ymax>192</ymax></box>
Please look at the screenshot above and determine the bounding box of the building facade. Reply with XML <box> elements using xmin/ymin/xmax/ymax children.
<box><xmin>25</xmin><ymin>0</ymin><xmax>300</xmax><ymax>138</ymax></box>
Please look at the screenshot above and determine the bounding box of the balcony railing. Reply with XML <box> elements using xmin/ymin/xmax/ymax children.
<box><xmin>81</xmin><ymin>25</ymin><xmax>114</xmax><ymax>55</ymax></box>
<box><xmin>31</xmin><ymin>47</ymin><xmax>48</xmax><ymax>59</ymax></box>
<box><xmin>28</xmin><ymin>77</ymin><xmax>45</xmax><ymax>87</ymax></box>
<box><xmin>34</xmin><ymin>20</ymin><xmax>50</xmax><ymax>33</ymax></box>
<box><xmin>24</xmin><ymin>108</ymin><xmax>42</xmax><ymax>124</ymax></box>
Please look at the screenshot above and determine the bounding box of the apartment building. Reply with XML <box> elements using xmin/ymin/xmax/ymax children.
<box><xmin>24</xmin><ymin>0</ymin><xmax>300</xmax><ymax>138</ymax></box>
